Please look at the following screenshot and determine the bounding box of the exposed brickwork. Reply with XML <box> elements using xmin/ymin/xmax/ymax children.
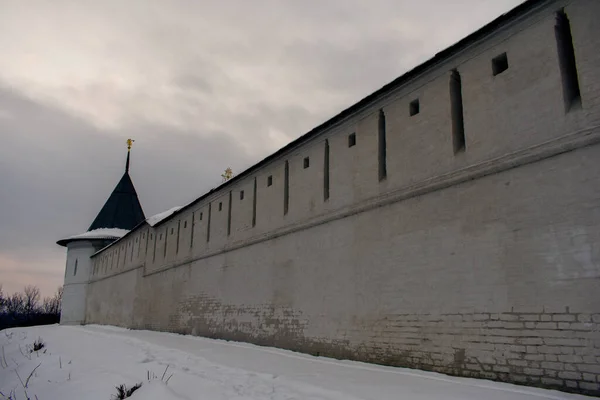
<box><xmin>344</xmin><ymin>310</ymin><xmax>600</xmax><ymax>394</ymax></box>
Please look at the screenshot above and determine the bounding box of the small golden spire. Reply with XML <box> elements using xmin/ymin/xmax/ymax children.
<box><xmin>221</xmin><ymin>167</ymin><xmax>233</xmax><ymax>182</ymax></box>
<box><xmin>125</xmin><ymin>139</ymin><xmax>135</xmax><ymax>172</ymax></box>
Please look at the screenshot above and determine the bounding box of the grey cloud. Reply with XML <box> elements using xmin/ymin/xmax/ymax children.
<box><xmin>0</xmin><ymin>86</ymin><xmax>254</xmax><ymax>294</ymax></box>
<box><xmin>280</xmin><ymin>38</ymin><xmax>419</xmax><ymax>97</ymax></box>
<box><xmin>0</xmin><ymin>0</ymin><xmax>523</xmax><ymax>145</ymax></box>
<box><xmin>172</xmin><ymin>74</ymin><xmax>214</xmax><ymax>94</ymax></box>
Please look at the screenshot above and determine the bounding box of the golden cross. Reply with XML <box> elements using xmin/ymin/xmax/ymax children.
<box><xmin>221</xmin><ymin>167</ymin><xmax>233</xmax><ymax>182</ymax></box>
<box><xmin>127</xmin><ymin>138</ymin><xmax>135</xmax><ymax>150</ymax></box>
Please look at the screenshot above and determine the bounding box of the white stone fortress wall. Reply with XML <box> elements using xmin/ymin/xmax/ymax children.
<box><xmin>85</xmin><ymin>0</ymin><xmax>600</xmax><ymax>395</ymax></box>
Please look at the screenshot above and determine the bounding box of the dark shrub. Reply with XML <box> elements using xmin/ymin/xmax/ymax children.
<box><xmin>113</xmin><ymin>382</ymin><xmax>142</xmax><ymax>399</ymax></box>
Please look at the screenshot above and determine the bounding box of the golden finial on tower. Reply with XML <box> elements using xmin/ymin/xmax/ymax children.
<box><xmin>125</xmin><ymin>139</ymin><xmax>135</xmax><ymax>172</ymax></box>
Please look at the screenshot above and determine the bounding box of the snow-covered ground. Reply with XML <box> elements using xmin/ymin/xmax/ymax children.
<box><xmin>0</xmin><ymin>325</ymin><xmax>593</xmax><ymax>400</ymax></box>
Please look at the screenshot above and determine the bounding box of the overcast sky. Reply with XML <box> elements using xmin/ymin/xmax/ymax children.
<box><xmin>0</xmin><ymin>0</ymin><xmax>524</xmax><ymax>296</ymax></box>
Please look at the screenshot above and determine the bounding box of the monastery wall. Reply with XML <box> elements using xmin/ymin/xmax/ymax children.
<box><xmin>86</xmin><ymin>0</ymin><xmax>600</xmax><ymax>394</ymax></box>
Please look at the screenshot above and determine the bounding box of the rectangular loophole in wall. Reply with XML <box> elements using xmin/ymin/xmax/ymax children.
<box><xmin>492</xmin><ymin>53</ymin><xmax>508</xmax><ymax>76</ymax></box>
<box><xmin>190</xmin><ymin>212</ymin><xmax>195</xmax><ymax>248</ymax></box>
<box><xmin>252</xmin><ymin>177</ymin><xmax>257</xmax><ymax>227</ymax></box>
<box><xmin>142</xmin><ymin>231</ymin><xmax>146</xmax><ymax>257</ymax></box>
<box><xmin>171</xmin><ymin>228</ymin><xmax>174</xmax><ymax>235</ymax></box>
<box><xmin>555</xmin><ymin>9</ymin><xmax>581</xmax><ymax>111</ymax></box>
<box><xmin>227</xmin><ymin>191</ymin><xmax>232</xmax><ymax>236</ymax></box>
<box><xmin>284</xmin><ymin>160</ymin><xmax>289</xmax><ymax>215</ymax></box>
<box><xmin>303</xmin><ymin>157</ymin><xmax>310</xmax><ymax>169</ymax></box>
<box><xmin>267</xmin><ymin>175</ymin><xmax>273</xmax><ymax>187</ymax></box>
<box><xmin>184</xmin><ymin>221</ymin><xmax>187</xmax><ymax>228</ymax></box>
<box><xmin>378</xmin><ymin>109</ymin><xmax>387</xmax><ymax>181</ymax></box>
<box><xmin>409</xmin><ymin>99</ymin><xmax>420</xmax><ymax>116</ymax></box>
<box><xmin>206</xmin><ymin>203</ymin><xmax>211</xmax><ymax>242</ymax></box>
<box><xmin>450</xmin><ymin>69</ymin><xmax>466</xmax><ymax>153</ymax></box>
<box><xmin>163</xmin><ymin>228</ymin><xmax>167</xmax><ymax>258</ymax></box>
<box><xmin>199</xmin><ymin>212</ymin><xmax>203</xmax><ymax>221</ymax></box>
<box><xmin>240</xmin><ymin>190</ymin><xmax>244</xmax><ymax>200</ymax></box>
<box><xmin>324</xmin><ymin>139</ymin><xmax>330</xmax><ymax>201</ymax></box>
<box><xmin>176</xmin><ymin>220</ymin><xmax>181</xmax><ymax>254</ymax></box>
<box><xmin>348</xmin><ymin>133</ymin><xmax>356</xmax><ymax>147</ymax></box>
<box><xmin>152</xmin><ymin>234</ymin><xmax>156</xmax><ymax>262</ymax></box>
<box><xmin>219</xmin><ymin>202</ymin><xmax>222</xmax><ymax>211</ymax></box>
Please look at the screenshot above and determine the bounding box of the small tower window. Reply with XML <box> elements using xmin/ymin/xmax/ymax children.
<box><xmin>492</xmin><ymin>53</ymin><xmax>509</xmax><ymax>76</ymax></box>
<box><xmin>200</xmin><ymin>212</ymin><xmax>203</xmax><ymax>220</ymax></box>
<box><xmin>184</xmin><ymin>220</ymin><xmax>187</xmax><ymax>228</ymax></box>
<box><xmin>348</xmin><ymin>133</ymin><xmax>356</xmax><ymax>147</ymax></box>
<box><xmin>73</xmin><ymin>259</ymin><xmax>78</xmax><ymax>276</ymax></box>
<box><xmin>267</xmin><ymin>176</ymin><xmax>273</xmax><ymax>186</ymax></box>
<box><xmin>171</xmin><ymin>228</ymin><xmax>174</xmax><ymax>235</ymax></box>
<box><xmin>240</xmin><ymin>190</ymin><xmax>245</xmax><ymax>200</ymax></box>
<box><xmin>409</xmin><ymin>99</ymin><xmax>420</xmax><ymax>116</ymax></box>
<box><xmin>303</xmin><ymin>157</ymin><xmax>310</xmax><ymax>169</ymax></box>
<box><xmin>219</xmin><ymin>202</ymin><xmax>223</xmax><ymax>211</ymax></box>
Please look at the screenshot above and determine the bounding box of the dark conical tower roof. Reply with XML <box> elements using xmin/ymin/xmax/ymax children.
<box><xmin>87</xmin><ymin>144</ymin><xmax>145</xmax><ymax>231</ymax></box>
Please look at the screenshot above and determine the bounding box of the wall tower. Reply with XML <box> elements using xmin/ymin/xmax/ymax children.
<box><xmin>56</xmin><ymin>140</ymin><xmax>145</xmax><ymax>324</ymax></box>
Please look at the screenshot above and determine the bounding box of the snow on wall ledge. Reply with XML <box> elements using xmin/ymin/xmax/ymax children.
<box><xmin>146</xmin><ymin>206</ymin><xmax>183</xmax><ymax>227</ymax></box>
<box><xmin>61</xmin><ymin>228</ymin><xmax>129</xmax><ymax>241</ymax></box>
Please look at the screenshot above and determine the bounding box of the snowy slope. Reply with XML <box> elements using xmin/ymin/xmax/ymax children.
<box><xmin>0</xmin><ymin>325</ymin><xmax>593</xmax><ymax>400</ymax></box>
